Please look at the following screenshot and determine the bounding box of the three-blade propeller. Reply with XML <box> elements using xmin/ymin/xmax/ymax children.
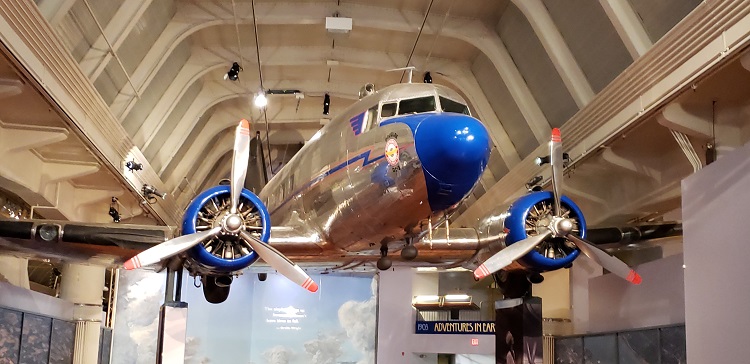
<box><xmin>473</xmin><ymin>128</ymin><xmax>641</xmax><ymax>285</ymax></box>
<box><xmin>123</xmin><ymin>119</ymin><xmax>318</xmax><ymax>292</ymax></box>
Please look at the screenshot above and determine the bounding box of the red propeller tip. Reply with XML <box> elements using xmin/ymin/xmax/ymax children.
<box><xmin>239</xmin><ymin>119</ymin><xmax>250</xmax><ymax>130</ymax></box>
<box><xmin>123</xmin><ymin>256</ymin><xmax>140</xmax><ymax>270</ymax></box>
<box><xmin>551</xmin><ymin>128</ymin><xmax>561</xmax><ymax>142</ymax></box>
<box><xmin>302</xmin><ymin>278</ymin><xmax>318</xmax><ymax>293</ymax></box>
<box><xmin>473</xmin><ymin>264</ymin><xmax>490</xmax><ymax>280</ymax></box>
<box><xmin>627</xmin><ymin>270</ymin><xmax>642</xmax><ymax>285</ymax></box>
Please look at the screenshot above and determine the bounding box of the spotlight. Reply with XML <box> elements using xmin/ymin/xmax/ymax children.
<box><xmin>535</xmin><ymin>155</ymin><xmax>550</xmax><ymax>166</ymax></box>
<box><xmin>109</xmin><ymin>197</ymin><xmax>120</xmax><ymax>223</ymax></box>
<box><xmin>323</xmin><ymin>93</ymin><xmax>330</xmax><ymax>115</ymax></box>
<box><xmin>535</xmin><ymin>154</ymin><xmax>570</xmax><ymax>166</ymax></box>
<box><xmin>525</xmin><ymin>175</ymin><xmax>543</xmax><ymax>192</ymax></box>
<box><xmin>254</xmin><ymin>92</ymin><xmax>268</xmax><ymax>108</ymax></box>
<box><xmin>423</xmin><ymin>71</ymin><xmax>432</xmax><ymax>83</ymax></box>
<box><xmin>142</xmin><ymin>184</ymin><xmax>167</xmax><ymax>203</ymax></box>
<box><xmin>109</xmin><ymin>206</ymin><xmax>120</xmax><ymax>223</ymax></box>
<box><xmin>125</xmin><ymin>160</ymin><xmax>142</xmax><ymax>171</ymax></box>
<box><xmin>224</xmin><ymin>62</ymin><xmax>242</xmax><ymax>81</ymax></box>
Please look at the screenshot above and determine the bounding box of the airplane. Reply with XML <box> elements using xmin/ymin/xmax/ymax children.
<box><xmin>0</xmin><ymin>81</ymin><xmax>640</xmax><ymax>304</ymax></box>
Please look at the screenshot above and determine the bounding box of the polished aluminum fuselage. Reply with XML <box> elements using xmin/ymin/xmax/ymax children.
<box><xmin>259</xmin><ymin>84</ymin><xmax>466</xmax><ymax>256</ymax></box>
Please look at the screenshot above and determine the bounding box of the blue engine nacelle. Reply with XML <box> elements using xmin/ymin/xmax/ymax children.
<box><xmin>182</xmin><ymin>185</ymin><xmax>271</xmax><ymax>275</ymax></box>
<box><xmin>503</xmin><ymin>191</ymin><xmax>587</xmax><ymax>272</ymax></box>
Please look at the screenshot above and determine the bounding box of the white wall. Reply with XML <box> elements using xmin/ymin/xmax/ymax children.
<box><xmin>569</xmin><ymin>255</ymin><xmax>602</xmax><ymax>333</ymax></box>
<box><xmin>587</xmin><ymin>253</ymin><xmax>684</xmax><ymax>333</ymax></box>
<box><xmin>682</xmin><ymin>140</ymin><xmax>750</xmax><ymax>363</ymax></box>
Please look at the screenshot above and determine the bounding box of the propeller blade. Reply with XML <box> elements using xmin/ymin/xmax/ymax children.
<box><xmin>566</xmin><ymin>233</ymin><xmax>642</xmax><ymax>284</ymax></box>
<box><xmin>230</xmin><ymin>119</ymin><xmax>251</xmax><ymax>214</ymax></box>
<box><xmin>550</xmin><ymin>128</ymin><xmax>563</xmax><ymax>217</ymax></box>
<box><xmin>474</xmin><ymin>230</ymin><xmax>553</xmax><ymax>280</ymax></box>
<box><xmin>239</xmin><ymin>231</ymin><xmax>318</xmax><ymax>292</ymax></box>
<box><xmin>123</xmin><ymin>227</ymin><xmax>222</xmax><ymax>270</ymax></box>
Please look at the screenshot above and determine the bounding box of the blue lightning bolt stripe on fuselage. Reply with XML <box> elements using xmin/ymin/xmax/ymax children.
<box><xmin>268</xmin><ymin>148</ymin><xmax>386</xmax><ymax>215</ymax></box>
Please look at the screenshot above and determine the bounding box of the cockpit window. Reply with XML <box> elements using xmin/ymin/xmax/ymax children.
<box><xmin>439</xmin><ymin>96</ymin><xmax>470</xmax><ymax>115</ymax></box>
<box><xmin>398</xmin><ymin>96</ymin><xmax>436</xmax><ymax>115</ymax></box>
<box><xmin>381</xmin><ymin>102</ymin><xmax>397</xmax><ymax>118</ymax></box>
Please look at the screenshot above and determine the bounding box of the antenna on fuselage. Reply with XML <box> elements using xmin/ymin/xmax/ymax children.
<box><xmin>387</xmin><ymin>66</ymin><xmax>416</xmax><ymax>83</ymax></box>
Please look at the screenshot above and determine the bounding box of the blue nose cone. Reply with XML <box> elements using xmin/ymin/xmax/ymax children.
<box><xmin>415</xmin><ymin>113</ymin><xmax>491</xmax><ymax>212</ymax></box>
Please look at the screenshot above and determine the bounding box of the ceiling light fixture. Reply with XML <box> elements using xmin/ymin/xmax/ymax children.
<box><xmin>444</xmin><ymin>294</ymin><xmax>472</xmax><ymax>303</ymax></box>
<box><xmin>254</xmin><ymin>92</ymin><xmax>268</xmax><ymax>108</ymax></box>
<box><xmin>109</xmin><ymin>197</ymin><xmax>121</xmax><ymax>223</ymax></box>
<box><xmin>125</xmin><ymin>160</ymin><xmax>142</xmax><ymax>171</ymax></box>
<box><xmin>413</xmin><ymin>295</ymin><xmax>440</xmax><ymax>304</ymax></box>
<box><xmin>142</xmin><ymin>184</ymin><xmax>167</xmax><ymax>204</ymax></box>
<box><xmin>323</xmin><ymin>93</ymin><xmax>330</xmax><ymax>115</ymax></box>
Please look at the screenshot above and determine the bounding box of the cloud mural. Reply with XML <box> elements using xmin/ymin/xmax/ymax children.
<box><xmin>184</xmin><ymin>336</ymin><xmax>213</xmax><ymax>364</ymax></box>
<box><xmin>263</xmin><ymin>344</ymin><xmax>294</xmax><ymax>364</ymax></box>
<box><xmin>112</xmin><ymin>272</ymin><xmax>377</xmax><ymax>363</ymax></box>
<box><xmin>304</xmin><ymin>333</ymin><xmax>344</xmax><ymax>364</ymax></box>
<box><xmin>111</xmin><ymin>269</ymin><xmax>165</xmax><ymax>364</ymax></box>
<box><xmin>338</xmin><ymin>277</ymin><xmax>377</xmax><ymax>364</ymax></box>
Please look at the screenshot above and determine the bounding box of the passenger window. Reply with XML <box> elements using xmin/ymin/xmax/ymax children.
<box><xmin>439</xmin><ymin>96</ymin><xmax>470</xmax><ymax>115</ymax></box>
<box><xmin>398</xmin><ymin>96</ymin><xmax>436</xmax><ymax>115</ymax></box>
<box><xmin>381</xmin><ymin>103</ymin><xmax>397</xmax><ymax>118</ymax></box>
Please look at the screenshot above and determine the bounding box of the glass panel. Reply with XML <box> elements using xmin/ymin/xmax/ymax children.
<box><xmin>440</xmin><ymin>96</ymin><xmax>470</xmax><ymax>115</ymax></box>
<box><xmin>398</xmin><ymin>96</ymin><xmax>436</xmax><ymax>115</ymax></box>
<box><xmin>583</xmin><ymin>334</ymin><xmax>617</xmax><ymax>364</ymax></box>
<box><xmin>49</xmin><ymin>319</ymin><xmax>75</xmax><ymax>364</ymax></box>
<box><xmin>20</xmin><ymin>314</ymin><xmax>52</xmax><ymax>364</ymax></box>
<box><xmin>381</xmin><ymin>102</ymin><xmax>397</xmax><ymax>118</ymax></box>
<box><xmin>555</xmin><ymin>337</ymin><xmax>583</xmax><ymax>364</ymax></box>
<box><xmin>0</xmin><ymin>307</ymin><xmax>23</xmax><ymax>363</ymax></box>
<box><xmin>660</xmin><ymin>326</ymin><xmax>686</xmax><ymax>364</ymax></box>
<box><xmin>619</xmin><ymin>329</ymin><xmax>660</xmax><ymax>364</ymax></box>
<box><xmin>99</xmin><ymin>328</ymin><xmax>113</xmax><ymax>364</ymax></box>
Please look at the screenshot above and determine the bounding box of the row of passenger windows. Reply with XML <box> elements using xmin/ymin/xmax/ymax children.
<box><xmin>380</xmin><ymin>96</ymin><xmax>470</xmax><ymax>119</ymax></box>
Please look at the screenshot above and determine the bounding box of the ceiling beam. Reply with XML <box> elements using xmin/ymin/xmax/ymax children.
<box><xmin>78</xmin><ymin>0</ymin><xmax>153</xmax><ymax>79</ymax></box>
<box><xmin>457</xmin><ymin>1</ymin><xmax>750</xmax><ymax>224</ymax></box>
<box><xmin>36</xmin><ymin>0</ymin><xmax>76</xmax><ymax>26</ymax></box>
<box><xmin>598</xmin><ymin>0</ymin><xmax>653</xmax><ymax>59</ymax></box>
<box><xmin>132</xmin><ymin>45</ymin><xmax>386</xmax><ymax>147</ymax></box>
<box><xmin>469</xmin><ymin>28</ymin><xmax>552</xmax><ymax>144</ymax></box>
<box><xmin>511</xmin><ymin>0</ymin><xmax>595</xmax><ymax>108</ymax></box>
<box><xmin>657</xmin><ymin>102</ymin><xmax>714</xmax><ymax>139</ymax></box>
<box><xmin>0</xmin><ymin>122</ymin><xmax>124</xmax><ymax>222</ymax></box>
<box><xmin>107</xmin><ymin>0</ymin><xmax>544</xmax><ymax>137</ymax></box>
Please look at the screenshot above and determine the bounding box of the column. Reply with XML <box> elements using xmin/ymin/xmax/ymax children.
<box><xmin>59</xmin><ymin>263</ymin><xmax>105</xmax><ymax>364</ymax></box>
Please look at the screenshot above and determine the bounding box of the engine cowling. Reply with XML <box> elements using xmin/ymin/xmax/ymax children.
<box><xmin>182</xmin><ymin>185</ymin><xmax>271</xmax><ymax>274</ymax></box>
<box><xmin>503</xmin><ymin>191</ymin><xmax>587</xmax><ymax>272</ymax></box>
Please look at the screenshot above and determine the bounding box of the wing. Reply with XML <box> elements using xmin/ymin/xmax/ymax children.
<box><xmin>0</xmin><ymin>218</ymin><xmax>171</xmax><ymax>265</ymax></box>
